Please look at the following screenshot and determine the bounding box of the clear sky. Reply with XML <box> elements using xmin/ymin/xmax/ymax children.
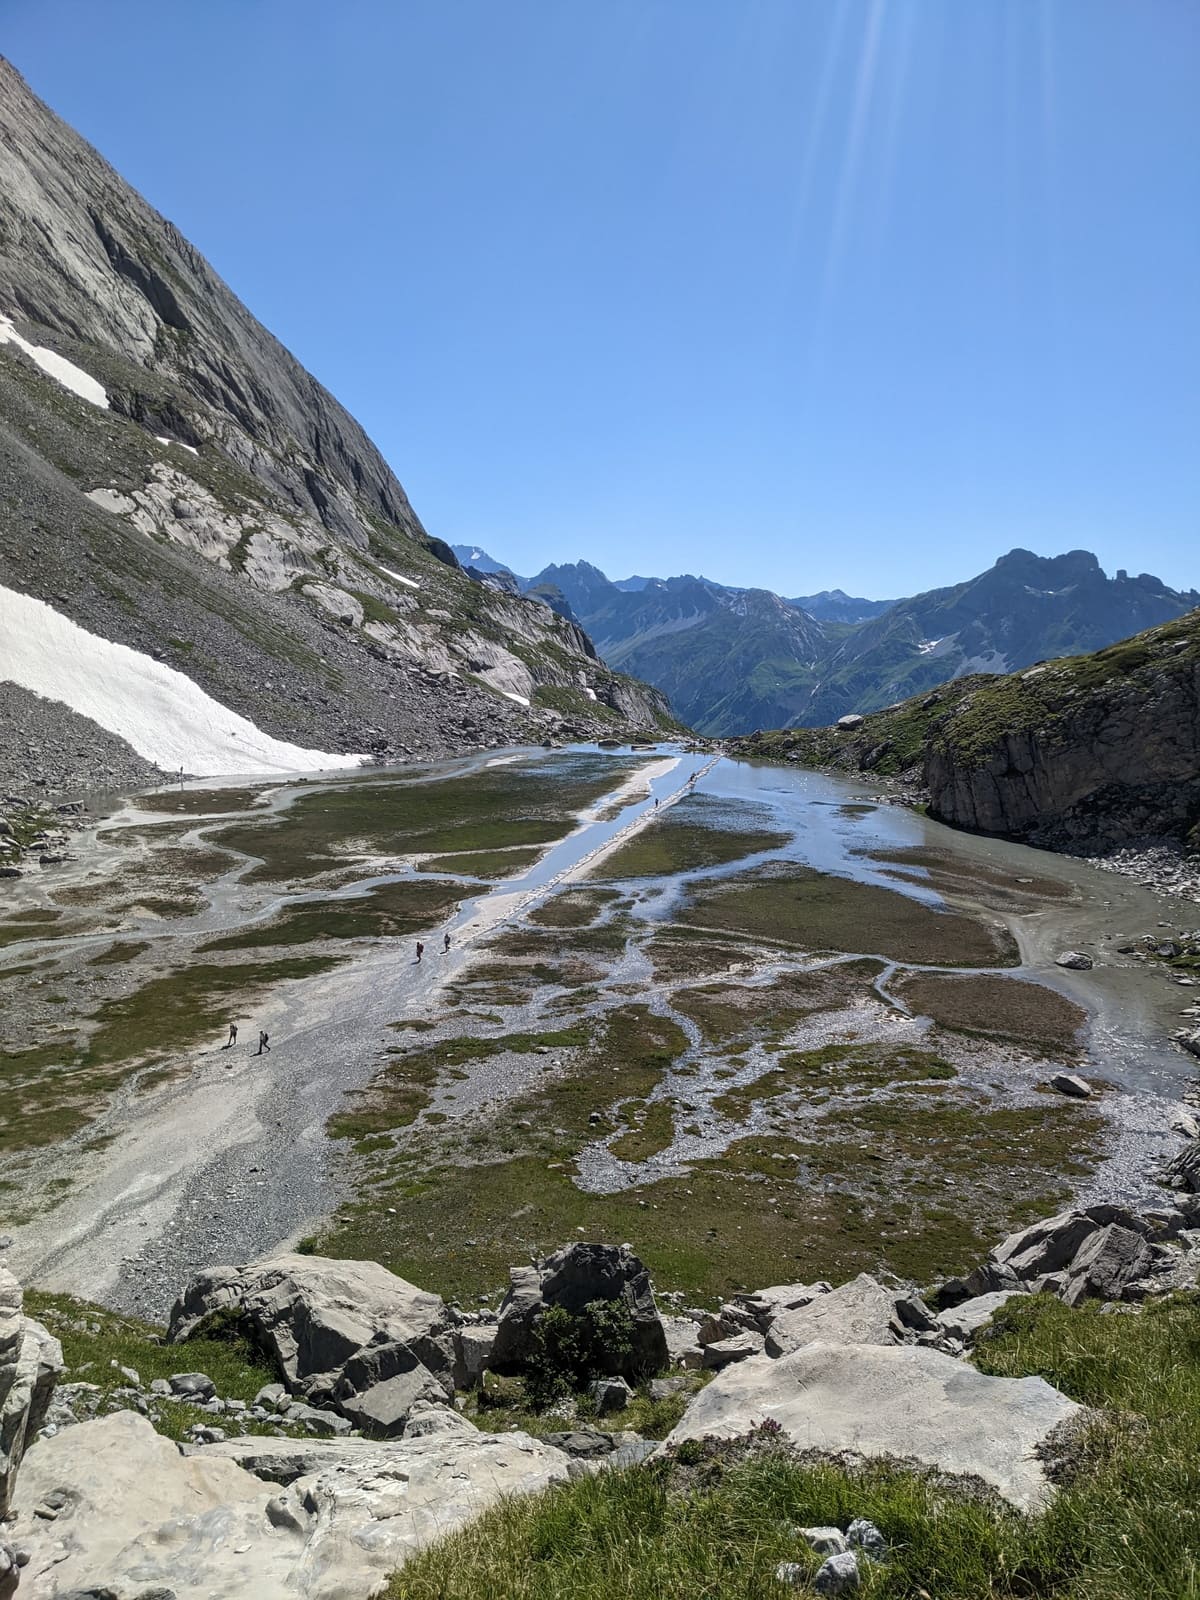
<box><xmin>5</xmin><ymin>0</ymin><xmax>1198</xmax><ymax>597</ymax></box>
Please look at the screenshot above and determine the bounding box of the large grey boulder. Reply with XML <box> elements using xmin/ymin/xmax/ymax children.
<box><xmin>490</xmin><ymin>1243</ymin><xmax>668</xmax><ymax>1378</ymax></box>
<box><xmin>10</xmin><ymin>1409</ymin><xmax>571</xmax><ymax>1599</ymax></box>
<box><xmin>0</xmin><ymin>1266</ymin><xmax>62</xmax><ymax>1518</ymax></box>
<box><xmin>992</xmin><ymin>1211</ymin><xmax>1100</xmax><ymax>1280</ymax></box>
<box><xmin>168</xmin><ymin>1254</ymin><xmax>458</xmax><ymax>1436</ymax></box>
<box><xmin>1060</xmin><ymin>1224</ymin><xmax>1151</xmax><ymax>1307</ymax></box>
<box><xmin>764</xmin><ymin>1274</ymin><xmax>898</xmax><ymax>1357</ymax></box>
<box><xmin>663</xmin><ymin>1342</ymin><xmax>1081</xmax><ymax>1512</ymax></box>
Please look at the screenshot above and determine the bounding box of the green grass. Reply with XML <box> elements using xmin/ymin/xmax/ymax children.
<box><xmin>199</xmin><ymin>879</ymin><xmax>462</xmax><ymax>951</ymax></box>
<box><xmin>588</xmin><ymin>797</ymin><xmax>790</xmax><ymax>879</ymax></box>
<box><xmin>893</xmin><ymin>972</ymin><xmax>1087</xmax><ymax>1055</ymax></box>
<box><xmin>679</xmin><ymin>865</ymin><xmax>1019</xmax><ymax>968</ymax></box>
<box><xmin>22</xmin><ymin>1291</ymin><xmax>310</xmax><ymax>1445</ymax></box>
<box><xmin>390</xmin><ymin>1293</ymin><xmax>1200</xmax><ymax>1599</ymax></box>
<box><xmin>211</xmin><ymin>756</ymin><xmax>642</xmax><ymax>883</ymax></box>
<box><xmin>419</xmin><ymin>848</ymin><xmax>544</xmax><ymax>879</ymax></box>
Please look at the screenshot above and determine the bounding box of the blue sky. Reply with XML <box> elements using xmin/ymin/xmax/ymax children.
<box><xmin>5</xmin><ymin>0</ymin><xmax>1197</xmax><ymax>597</ymax></box>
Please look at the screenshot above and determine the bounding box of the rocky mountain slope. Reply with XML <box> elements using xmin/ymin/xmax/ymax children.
<box><xmin>734</xmin><ymin>608</ymin><xmax>1200</xmax><ymax>857</ymax></box>
<box><xmin>0</xmin><ymin>58</ymin><xmax>673</xmax><ymax>791</ymax></box>
<box><xmin>469</xmin><ymin>546</ymin><xmax>1196</xmax><ymax>736</ymax></box>
<box><xmin>806</xmin><ymin>546</ymin><xmax>1198</xmax><ymax>727</ymax></box>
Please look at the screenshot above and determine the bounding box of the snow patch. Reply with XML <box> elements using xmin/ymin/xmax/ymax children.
<box><xmin>582</xmin><ymin>686</ymin><xmax>598</xmax><ymax>701</ymax></box>
<box><xmin>917</xmin><ymin>637</ymin><xmax>944</xmax><ymax>655</ymax></box>
<box><xmin>0</xmin><ymin>585</ymin><xmax>366</xmax><ymax>777</ymax></box>
<box><xmin>0</xmin><ymin>311</ymin><xmax>109</xmax><ymax>408</ymax></box>
<box><xmin>378</xmin><ymin>565</ymin><xmax>420</xmax><ymax>590</ymax></box>
<box><xmin>501</xmin><ymin>690</ymin><xmax>531</xmax><ymax>707</ymax></box>
<box><xmin>154</xmin><ymin>434</ymin><xmax>199</xmax><ymax>456</ymax></box>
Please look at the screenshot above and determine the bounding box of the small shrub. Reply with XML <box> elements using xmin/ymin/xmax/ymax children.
<box><xmin>524</xmin><ymin>1298</ymin><xmax>636</xmax><ymax>1409</ymax></box>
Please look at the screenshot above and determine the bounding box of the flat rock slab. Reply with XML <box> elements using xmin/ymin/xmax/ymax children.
<box><xmin>11</xmin><ymin>1410</ymin><xmax>571</xmax><ymax>1599</ymax></box>
<box><xmin>663</xmin><ymin>1342</ymin><xmax>1080</xmax><ymax>1512</ymax></box>
<box><xmin>764</xmin><ymin>1273</ymin><xmax>897</xmax><ymax>1357</ymax></box>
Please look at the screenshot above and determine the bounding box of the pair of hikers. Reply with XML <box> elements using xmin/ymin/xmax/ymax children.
<box><xmin>415</xmin><ymin>932</ymin><xmax>452</xmax><ymax>963</ymax></box>
<box><xmin>224</xmin><ymin>1023</ymin><xmax>269</xmax><ymax>1054</ymax></box>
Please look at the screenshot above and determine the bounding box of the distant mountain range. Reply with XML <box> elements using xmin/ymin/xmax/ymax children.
<box><xmin>455</xmin><ymin>545</ymin><xmax>1198</xmax><ymax>734</ymax></box>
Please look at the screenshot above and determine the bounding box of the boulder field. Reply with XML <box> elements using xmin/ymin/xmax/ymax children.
<box><xmin>1</xmin><ymin>1192</ymin><xmax>1198</xmax><ymax>1597</ymax></box>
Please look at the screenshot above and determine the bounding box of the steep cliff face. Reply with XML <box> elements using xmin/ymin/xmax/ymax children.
<box><xmin>922</xmin><ymin>614</ymin><xmax>1200</xmax><ymax>851</ymax></box>
<box><xmin>730</xmin><ymin>610</ymin><xmax>1200</xmax><ymax>855</ymax></box>
<box><xmin>0</xmin><ymin>57</ymin><xmax>673</xmax><ymax>783</ymax></box>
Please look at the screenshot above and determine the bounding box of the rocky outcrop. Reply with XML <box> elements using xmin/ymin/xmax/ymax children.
<box><xmin>662</xmin><ymin>1341</ymin><xmax>1082</xmax><ymax>1512</ymax></box>
<box><xmin>490</xmin><ymin>1242</ymin><xmax>669</xmax><ymax>1378</ymax></box>
<box><xmin>168</xmin><ymin>1254</ymin><xmax>463</xmax><ymax>1438</ymax></box>
<box><xmin>0</xmin><ymin>1267</ymin><xmax>61</xmax><ymax>1519</ymax></box>
<box><xmin>923</xmin><ymin>620</ymin><xmax>1200</xmax><ymax>851</ymax></box>
<box><xmin>7</xmin><ymin>1409</ymin><xmax>570</xmax><ymax>1599</ymax></box>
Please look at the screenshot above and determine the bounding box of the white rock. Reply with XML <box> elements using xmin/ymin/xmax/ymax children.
<box><xmin>663</xmin><ymin>1341</ymin><xmax>1080</xmax><ymax>1511</ymax></box>
<box><xmin>814</xmin><ymin>1550</ymin><xmax>861</xmax><ymax>1594</ymax></box>
<box><xmin>11</xmin><ymin>1410</ymin><xmax>571</xmax><ymax>1598</ymax></box>
<box><xmin>764</xmin><ymin>1274</ymin><xmax>897</xmax><ymax>1357</ymax></box>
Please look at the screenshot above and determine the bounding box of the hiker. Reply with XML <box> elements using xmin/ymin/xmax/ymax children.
<box><xmin>415</xmin><ymin>941</ymin><xmax>424</xmax><ymax>963</ymax></box>
<box><xmin>225</xmin><ymin>1022</ymin><xmax>238</xmax><ymax>1048</ymax></box>
<box><xmin>256</xmin><ymin>1030</ymin><xmax>270</xmax><ymax>1055</ymax></box>
<box><xmin>654</xmin><ymin>797</ymin><xmax>659</xmax><ymax>808</ymax></box>
<box><xmin>443</xmin><ymin>932</ymin><xmax>451</xmax><ymax>952</ymax></box>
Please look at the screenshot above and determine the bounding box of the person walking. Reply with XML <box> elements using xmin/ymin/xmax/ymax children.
<box><xmin>415</xmin><ymin>941</ymin><xmax>424</xmax><ymax>963</ymax></box>
<box><xmin>443</xmin><ymin>932</ymin><xmax>451</xmax><ymax>953</ymax></box>
<box><xmin>225</xmin><ymin>1022</ymin><xmax>238</xmax><ymax>1048</ymax></box>
<box><xmin>256</xmin><ymin>1030</ymin><xmax>270</xmax><ymax>1055</ymax></box>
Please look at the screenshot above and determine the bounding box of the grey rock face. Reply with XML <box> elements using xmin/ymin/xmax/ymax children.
<box><xmin>764</xmin><ymin>1274</ymin><xmax>898</xmax><ymax>1358</ymax></box>
<box><xmin>664</xmin><ymin>1341</ymin><xmax>1081</xmax><ymax>1512</ymax></box>
<box><xmin>169</xmin><ymin>1253</ymin><xmax>457</xmax><ymax>1437</ymax></box>
<box><xmin>490</xmin><ymin>1243</ymin><xmax>669</xmax><ymax>1379</ymax></box>
<box><xmin>10</xmin><ymin>1409</ymin><xmax>571</xmax><ymax>1599</ymax></box>
<box><xmin>0</xmin><ymin>1267</ymin><xmax>63</xmax><ymax>1518</ymax></box>
<box><xmin>1060</xmin><ymin>1225</ymin><xmax>1151</xmax><ymax>1308</ymax></box>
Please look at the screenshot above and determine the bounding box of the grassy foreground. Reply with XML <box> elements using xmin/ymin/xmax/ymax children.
<box><xmin>388</xmin><ymin>1292</ymin><xmax>1200</xmax><ymax>1600</ymax></box>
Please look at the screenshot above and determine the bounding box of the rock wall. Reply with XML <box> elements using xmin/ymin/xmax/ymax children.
<box><xmin>925</xmin><ymin>645</ymin><xmax>1200</xmax><ymax>851</ymax></box>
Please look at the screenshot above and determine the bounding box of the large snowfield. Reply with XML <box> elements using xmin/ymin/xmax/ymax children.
<box><xmin>0</xmin><ymin>586</ymin><xmax>367</xmax><ymax>777</ymax></box>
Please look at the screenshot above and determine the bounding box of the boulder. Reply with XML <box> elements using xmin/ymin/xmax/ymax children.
<box><xmin>11</xmin><ymin>1409</ymin><xmax>571</xmax><ymax>1599</ymax></box>
<box><xmin>1061</xmin><ymin>1224</ymin><xmax>1151</xmax><ymax>1307</ymax></box>
<box><xmin>992</xmin><ymin>1210</ymin><xmax>1100</xmax><ymax>1280</ymax></box>
<box><xmin>169</xmin><ymin>1253</ymin><xmax>457</xmax><ymax>1435</ymax></box>
<box><xmin>814</xmin><ymin>1551</ymin><xmax>861</xmax><ymax>1594</ymax></box>
<box><xmin>936</xmin><ymin>1291</ymin><xmax>1028</xmax><ymax>1344</ymax></box>
<box><xmin>0</xmin><ymin>1267</ymin><xmax>62</xmax><ymax>1518</ymax></box>
<box><xmin>1050</xmin><ymin>1073</ymin><xmax>1093</xmax><ymax>1099</ymax></box>
<box><xmin>837</xmin><ymin>714</ymin><xmax>865</xmax><ymax>730</ymax></box>
<box><xmin>1165</xmin><ymin>1142</ymin><xmax>1200</xmax><ymax>1193</ymax></box>
<box><xmin>589</xmin><ymin>1376</ymin><xmax>633</xmax><ymax>1414</ymax></box>
<box><xmin>764</xmin><ymin>1274</ymin><xmax>898</xmax><ymax>1358</ymax></box>
<box><xmin>489</xmin><ymin>1243</ymin><xmax>668</xmax><ymax>1378</ymax></box>
<box><xmin>663</xmin><ymin>1341</ymin><xmax>1081</xmax><ymax>1512</ymax></box>
<box><xmin>1054</xmin><ymin>951</ymin><xmax>1094</xmax><ymax>970</ymax></box>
